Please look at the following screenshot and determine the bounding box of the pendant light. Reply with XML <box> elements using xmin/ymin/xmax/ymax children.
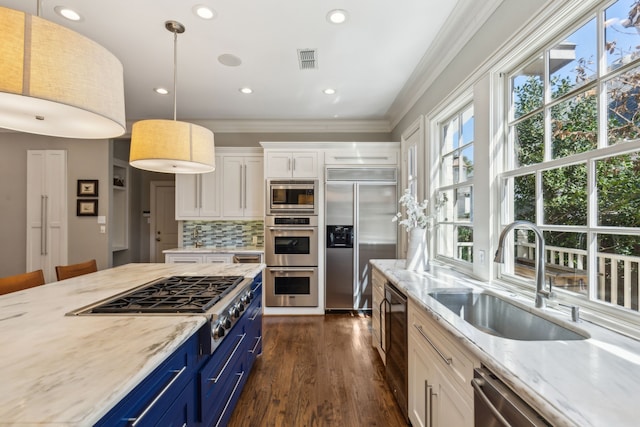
<box><xmin>0</xmin><ymin>4</ymin><xmax>125</xmax><ymax>139</ymax></box>
<box><xmin>129</xmin><ymin>20</ymin><xmax>215</xmax><ymax>174</ymax></box>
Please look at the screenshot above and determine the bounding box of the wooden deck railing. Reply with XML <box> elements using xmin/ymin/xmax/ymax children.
<box><xmin>514</xmin><ymin>243</ymin><xmax>640</xmax><ymax>311</ymax></box>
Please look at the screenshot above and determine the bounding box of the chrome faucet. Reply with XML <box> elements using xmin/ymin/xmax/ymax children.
<box><xmin>192</xmin><ymin>226</ymin><xmax>203</xmax><ymax>248</ymax></box>
<box><xmin>494</xmin><ymin>220</ymin><xmax>552</xmax><ymax>309</ymax></box>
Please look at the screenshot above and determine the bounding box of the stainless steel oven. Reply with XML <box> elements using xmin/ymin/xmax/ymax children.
<box><xmin>267</xmin><ymin>179</ymin><xmax>318</xmax><ymax>215</ymax></box>
<box><xmin>265</xmin><ymin>216</ymin><xmax>318</xmax><ymax>267</ymax></box>
<box><xmin>264</xmin><ymin>215</ymin><xmax>318</xmax><ymax>307</ymax></box>
<box><xmin>264</xmin><ymin>266</ymin><xmax>318</xmax><ymax>307</ymax></box>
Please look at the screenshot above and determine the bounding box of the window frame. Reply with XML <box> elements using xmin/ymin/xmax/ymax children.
<box><xmin>432</xmin><ymin>96</ymin><xmax>475</xmax><ymax>268</ymax></box>
<box><xmin>496</xmin><ymin>0</ymin><xmax>640</xmax><ymax>333</ymax></box>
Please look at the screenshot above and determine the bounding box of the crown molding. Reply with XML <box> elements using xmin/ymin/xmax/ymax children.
<box><xmin>386</xmin><ymin>0</ymin><xmax>505</xmax><ymax>130</ymax></box>
<box><xmin>124</xmin><ymin>119</ymin><xmax>392</xmax><ymax>135</ymax></box>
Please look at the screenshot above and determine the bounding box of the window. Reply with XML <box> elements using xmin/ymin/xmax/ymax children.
<box><xmin>500</xmin><ymin>0</ymin><xmax>640</xmax><ymax>314</ymax></box>
<box><xmin>436</xmin><ymin>104</ymin><xmax>474</xmax><ymax>263</ymax></box>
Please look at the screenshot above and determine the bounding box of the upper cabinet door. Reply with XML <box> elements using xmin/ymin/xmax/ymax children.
<box><xmin>222</xmin><ymin>155</ymin><xmax>264</xmax><ymax>219</ymax></box>
<box><xmin>175</xmin><ymin>155</ymin><xmax>221</xmax><ymax>220</ymax></box>
<box><xmin>265</xmin><ymin>152</ymin><xmax>318</xmax><ymax>178</ymax></box>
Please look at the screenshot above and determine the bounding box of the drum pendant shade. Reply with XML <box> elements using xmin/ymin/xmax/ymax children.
<box><xmin>0</xmin><ymin>7</ymin><xmax>126</xmax><ymax>139</ymax></box>
<box><xmin>130</xmin><ymin>119</ymin><xmax>215</xmax><ymax>174</ymax></box>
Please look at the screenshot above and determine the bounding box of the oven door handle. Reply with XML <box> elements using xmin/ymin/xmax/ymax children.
<box><xmin>267</xmin><ymin>227</ymin><xmax>316</xmax><ymax>231</ymax></box>
<box><xmin>268</xmin><ymin>267</ymin><xmax>316</xmax><ymax>273</ymax></box>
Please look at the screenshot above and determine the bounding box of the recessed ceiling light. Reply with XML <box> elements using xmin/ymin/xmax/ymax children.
<box><xmin>193</xmin><ymin>5</ymin><xmax>216</xmax><ymax>20</ymax></box>
<box><xmin>327</xmin><ymin>9</ymin><xmax>348</xmax><ymax>24</ymax></box>
<box><xmin>323</xmin><ymin>88</ymin><xmax>336</xmax><ymax>95</ymax></box>
<box><xmin>154</xmin><ymin>87</ymin><xmax>169</xmax><ymax>95</ymax></box>
<box><xmin>54</xmin><ymin>6</ymin><xmax>82</xmax><ymax>21</ymax></box>
<box><xmin>239</xmin><ymin>87</ymin><xmax>253</xmax><ymax>94</ymax></box>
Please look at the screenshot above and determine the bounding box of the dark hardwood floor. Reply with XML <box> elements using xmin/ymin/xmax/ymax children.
<box><xmin>228</xmin><ymin>313</ymin><xmax>408</xmax><ymax>426</ymax></box>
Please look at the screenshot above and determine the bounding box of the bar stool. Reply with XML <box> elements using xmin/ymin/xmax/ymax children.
<box><xmin>0</xmin><ymin>269</ymin><xmax>45</xmax><ymax>295</ymax></box>
<box><xmin>55</xmin><ymin>259</ymin><xmax>98</xmax><ymax>281</ymax></box>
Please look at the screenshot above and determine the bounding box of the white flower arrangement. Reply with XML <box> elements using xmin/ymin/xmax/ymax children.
<box><xmin>392</xmin><ymin>189</ymin><xmax>432</xmax><ymax>231</ymax></box>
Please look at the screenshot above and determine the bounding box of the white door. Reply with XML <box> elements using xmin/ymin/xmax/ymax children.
<box><xmin>150</xmin><ymin>181</ymin><xmax>178</xmax><ymax>262</ymax></box>
<box><xmin>244</xmin><ymin>156</ymin><xmax>264</xmax><ymax>217</ymax></box>
<box><xmin>27</xmin><ymin>150</ymin><xmax>67</xmax><ymax>283</ymax></box>
<box><xmin>222</xmin><ymin>156</ymin><xmax>244</xmax><ymax>217</ymax></box>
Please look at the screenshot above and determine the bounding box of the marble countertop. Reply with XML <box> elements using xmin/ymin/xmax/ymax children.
<box><xmin>163</xmin><ymin>246</ymin><xmax>264</xmax><ymax>254</ymax></box>
<box><xmin>372</xmin><ymin>259</ymin><xmax>640</xmax><ymax>427</ymax></box>
<box><xmin>0</xmin><ymin>262</ymin><xmax>264</xmax><ymax>426</ymax></box>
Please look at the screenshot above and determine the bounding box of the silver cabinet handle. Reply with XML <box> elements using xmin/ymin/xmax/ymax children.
<box><xmin>292</xmin><ymin>158</ymin><xmax>296</xmax><ymax>171</ymax></box>
<box><xmin>414</xmin><ymin>324</ymin><xmax>452</xmax><ymax>365</ymax></box>
<box><xmin>426</xmin><ymin>381</ymin><xmax>433</xmax><ymax>427</ymax></box>
<box><xmin>40</xmin><ymin>195</ymin><xmax>46</xmax><ymax>255</ymax></box>
<box><xmin>130</xmin><ymin>365</ymin><xmax>187</xmax><ymax>427</ymax></box>
<box><xmin>239</xmin><ymin>165</ymin><xmax>243</xmax><ymax>209</ymax></box>
<box><xmin>287</xmin><ymin>158</ymin><xmax>291</xmax><ymax>171</ymax></box>
<box><xmin>214</xmin><ymin>371</ymin><xmax>245</xmax><ymax>427</ymax></box>
<box><xmin>471</xmin><ymin>377</ymin><xmax>512</xmax><ymax>426</ymax></box>
<box><xmin>243</xmin><ymin>164</ymin><xmax>247</xmax><ymax>209</ymax></box>
<box><xmin>208</xmin><ymin>333</ymin><xmax>246</xmax><ymax>383</ymax></box>
<box><xmin>249</xmin><ymin>336</ymin><xmax>262</xmax><ymax>354</ymax></box>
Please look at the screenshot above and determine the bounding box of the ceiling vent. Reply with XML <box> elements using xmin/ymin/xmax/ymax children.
<box><xmin>297</xmin><ymin>48</ymin><xmax>318</xmax><ymax>70</ymax></box>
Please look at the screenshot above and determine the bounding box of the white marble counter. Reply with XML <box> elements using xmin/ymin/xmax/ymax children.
<box><xmin>0</xmin><ymin>262</ymin><xmax>264</xmax><ymax>426</ymax></box>
<box><xmin>372</xmin><ymin>259</ymin><xmax>640</xmax><ymax>427</ymax></box>
<box><xmin>163</xmin><ymin>246</ymin><xmax>264</xmax><ymax>254</ymax></box>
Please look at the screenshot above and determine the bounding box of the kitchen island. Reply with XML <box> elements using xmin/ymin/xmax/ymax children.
<box><xmin>0</xmin><ymin>262</ymin><xmax>263</xmax><ymax>426</ymax></box>
<box><xmin>372</xmin><ymin>259</ymin><xmax>640</xmax><ymax>427</ymax></box>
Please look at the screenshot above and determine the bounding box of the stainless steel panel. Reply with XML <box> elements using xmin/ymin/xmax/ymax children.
<box><xmin>325</xmin><ymin>247</ymin><xmax>354</xmax><ymax>309</ymax></box>
<box><xmin>265</xmin><ymin>218</ymin><xmax>318</xmax><ymax>267</ymax></box>
<box><xmin>356</xmin><ymin>183</ymin><xmax>397</xmax><ymax>310</ymax></box>
<box><xmin>265</xmin><ymin>267</ymin><xmax>318</xmax><ymax>307</ymax></box>
<box><xmin>472</xmin><ymin>367</ymin><xmax>550</xmax><ymax>426</ymax></box>
<box><xmin>326</xmin><ymin>183</ymin><xmax>354</xmax><ymax>226</ymax></box>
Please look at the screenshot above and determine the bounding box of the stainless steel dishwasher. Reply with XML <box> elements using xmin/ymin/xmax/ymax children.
<box><xmin>472</xmin><ymin>367</ymin><xmax>551</xmax><ymax>426</ymax></box>
<box><xmin>384</xmin><ymin>281</ymin><xmax>408</xmax><ymax>421</ymax></box>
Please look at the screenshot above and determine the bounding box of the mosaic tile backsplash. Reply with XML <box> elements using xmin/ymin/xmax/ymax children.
<box><xmin>182</xmin><ymin>220</ymin><xmax>264</xmax><ymax>247</ymax></box>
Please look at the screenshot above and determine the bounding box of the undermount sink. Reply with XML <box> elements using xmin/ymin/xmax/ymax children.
<box><xmin>428</xmin><ymin>290</ymin><xmax>589</xmax><ymax>341</ymax></box>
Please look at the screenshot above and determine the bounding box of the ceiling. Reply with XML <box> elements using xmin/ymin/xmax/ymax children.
<box><xmin>0</xmin><ymin>0</ymin><xmax>498</xmax><ymax>132</ymax></box>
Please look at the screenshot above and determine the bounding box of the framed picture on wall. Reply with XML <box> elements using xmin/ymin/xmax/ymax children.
<box><xmin>77</xmin><ymin>179</ymin><xmax>99</xmax><ymax>197</ymax></box>
<box><xmin>77</xmin><ymin>199</ymin><xmax>98</xmax><ymax>216</ymax></box>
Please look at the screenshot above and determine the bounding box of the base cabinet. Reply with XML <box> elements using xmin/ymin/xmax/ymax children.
<box><xmin>371</xmin><ymin>266</ymin><xmax>386</xmax><ymax>364</ymax></box>
<box><xmin>96</xmin><ymin>274</ymin><xmax>263</xmax><ymax>427</ymax></box>
<box><xmin>408</xmin><ymin>299</ymin><xmax>477</xmax><ymax>427</ymax></box>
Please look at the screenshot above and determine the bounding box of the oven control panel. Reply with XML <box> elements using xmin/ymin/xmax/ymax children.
<box><xmin>211</xmin><ymin>286</ymin><xmax>255</xmax><ymax>345</ymax></box>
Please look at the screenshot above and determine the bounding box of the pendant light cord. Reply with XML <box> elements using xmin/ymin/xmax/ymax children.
<box><xmin>172</xmin><ymin>29</ymin><xmax>178</xmax><ymax>121</ymax></box>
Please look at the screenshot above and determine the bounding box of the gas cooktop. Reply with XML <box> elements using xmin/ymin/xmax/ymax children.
<box><xmin>75</xmin><ymin>275</ymin><xmax>245</xmax><ymax>314</ymax></box>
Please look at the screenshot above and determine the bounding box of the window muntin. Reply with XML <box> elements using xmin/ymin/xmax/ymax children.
<box><xmin>501</xmin><ymin>0</ymin><xmax>640</xmax><ymax>315</ymax></box>
<box><xmin>436</xmin><ymin>104</ymin><xmax>474</xmax><ymax>264</ymax></box>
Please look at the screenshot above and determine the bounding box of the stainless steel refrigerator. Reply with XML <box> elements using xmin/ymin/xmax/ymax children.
<box><xmin>325</xmin><ymin>167</ymin><xmax>397</xmax><ymax>310</ymax></box>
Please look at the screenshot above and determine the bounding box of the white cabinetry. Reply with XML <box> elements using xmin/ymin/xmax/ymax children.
<box><xmin>408</xmin><ymin>299</ymin><xmax>477</xmax><ymax>427</ymax></box>
<box><xmin>26</xmin><ymin>150</ymin><xmax>67</xmax><ymax>283</ymax></box>
<box><xmin>175</xmin><ymin>155</ymin><xmax>221</xmax><ymax>220</ymax></box>
<box><xmin>265</xmin><ymin>151</ymin><xmax>318</xmax><ymax>178</ymax></box>
<box><xmin>222</xmin><ymin>155</ymin><xmax>264</xmax><ymax>218</ymax></box>
<box><xmin>371</xmin><ymin>266</ymin><xmax>386</xmax><ymax>364</ymax></box>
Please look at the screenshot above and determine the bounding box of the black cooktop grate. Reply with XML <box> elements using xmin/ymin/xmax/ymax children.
<box><xmin>90</xmin><ymin>276</ymin><xmax>244</xmax><ymax>314</ymax></box>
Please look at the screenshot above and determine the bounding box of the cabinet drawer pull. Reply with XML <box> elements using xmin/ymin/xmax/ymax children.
<box><xmin>208</xmin><ymin>333</ymin><xmax>246</xmax><ymax>383</ymax></box>
<box><xmin>249</xmin><ymin>309</ymin><xmax>260</xmax><ymax>321</ymax></box>
<box><xmin>471</xmin><ymin>377</ymin><xmax>512</xmax><ymax>426</ymax></box>
<box><xmin>129</xmin><ymin>365</ymin><xmax>187</xmax><ymax>427</ymax></box>
<box><xmin>249</xmin><ymin>336</ymin><xmax>262</xmax><ymax>354</ymax></box>
<box><xmin>215</xmin><ymin>372</ymin><xmax>245</xmax><ymax>427</ymax></box>
<box><xmin>413</xmin><ymin>324</ymin><xmax>452</xmax><ymax>365</ymax></box>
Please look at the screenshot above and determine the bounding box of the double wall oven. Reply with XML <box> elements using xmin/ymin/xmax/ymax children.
<box><xmin>265</xmin><ymin>180</ymin><xmax>319</xmax><ymax>307</ymax></box>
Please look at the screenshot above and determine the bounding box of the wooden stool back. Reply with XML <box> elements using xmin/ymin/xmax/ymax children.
<box><xmin>0</xmin><ymin>270</ymin><xmax>45</xmax><ymax>295</ymax></box>
<box><xmin>55</xmin><ymin>259</ymin><xmax>98</xmax><ymax>281</ymax></box>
